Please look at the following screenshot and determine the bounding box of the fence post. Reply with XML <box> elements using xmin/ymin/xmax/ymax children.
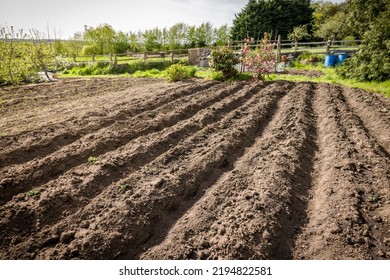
<box><xmin>294</xmin><ymin>41</ymin><xmax>298</xmax><ymax>53</ymax></box>
<box><xmin>277</xmin><ymin>35</ymin><xmax>281</xmax><ymax>62</ymax></box>
<box><xmin>326</xmin><ymin>40</ymin><xmax>331</xmax><ymax>55</ymax></box>
<box><xmin>91</xmin><ymin>54</ymin><xmax>95</xmax><ymax>63</ymax></box>
<box><xmin>144</xmin><ymin>52</ymin><xmax>148</xmax><ymax>62</ymax></box>
<box><xmin>109</xmin><ymin>53</ymin><xmax>112</xmax><ymax>63</ymax></box>
<box><xmin>73</xmin><ymin>54</ymin><xmax>76</xmax><ymax>63</ymax></box>
<box><xmin>171</xmin><ymin>51</ymin><xmax>174</xmax><ymax>63</ymax></box>
<box><xmin>114</xmin><ymin>54</ymin><xmax>117</xmax><ymax>66</ymax></box>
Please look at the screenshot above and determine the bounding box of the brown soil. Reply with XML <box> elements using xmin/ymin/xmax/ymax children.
<box><xmin>284</xmin><ymin>69</ymin><xmax>324</xmax><ymax>78</ymax></box>
<box><xmin>0</xmin><ymin>77</ymin><xmax>389</xmax><ymax>260</ymax></box>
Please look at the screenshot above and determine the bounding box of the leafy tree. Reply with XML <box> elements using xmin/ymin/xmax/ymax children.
<box><xmin>288</xmin><ymin>25</ymin><xmax>310</xmax><ymax>42</ymax></box>
<box><xmin>195</xmin><ymin>22</ymin><xmax>214</xmax><ymax>47</ymax></box>
<box><xmin>339</xmin><ymin>0</ymin><xmax>390</xmax><ymax>82</ymax></box>
<box><xmin>214</xmin><ymin>24</ymin><xmax>231</xmax><ymax>46</ymax></box>
<box><xmin>186</xmin><ymin>26</ymin><xmax>197</xmax><ymax>48</ymax></box>
<box><xmin>143</xmin><ymin>28</ymin><xmax>162</xmax><ymax>51</ymax></box>
<box><xmin>231</xmin><ymin>0</ymin><xmax>313</xmax><ymax>40</ymax></box>
<box><xmin>168</xmin><ymin>23</ymin><xmax>189</xmax><ymax>49</ymax></box>
<box><xmin>114</xmin><ymin>31</ymin><xmax>130</xmax><ymax>53</ymax></box>
<box><xmin>83</xmin><ymin>24</ymin><xmax>116</xmax><ymax>54</ymax></box>
<box><xmin>28</xmin><ymin>29</ymin><xmax>56</xmax><ymax>81</ymax></box>
<box><xmin>314</xmin><ymin>12</ymin><xmax>352</xmax><ymax>40</ymax></box>
<box><xmin>0</xmin><ymin>26</ymin><xmax>36</xmax><ymax>84</ymax></box>
<box><xmin>63</xmin><ymin>32</ymin><xmax>84</xmax><ymax>56</ymax></box>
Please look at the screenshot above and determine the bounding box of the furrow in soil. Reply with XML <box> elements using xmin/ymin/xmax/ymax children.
<box><xmin>0</xmin><ymin>80</ymin><xmax>215</xmax><ymax>168</ymax></box>
<box><xmin>292</xmin><ymin>84</ymin><xmax>390</xmax><ymax>260</ymax></box>
<box><xmin>0</xmin><ymin>82</ymin><xmax>227</xmax><ymax>203</ymax></box>
<box><xmin>0</xmin><ymin>81</ymin><xmax>267</xmax><ymax>248</ymax></box>
<box><xmin>0</xmin><ymin>82</ymin><xmax>291</xmax><ymax>259</ymax></box>
<box><xmin>341</xmin><ymin>87</ymin><xmax>390</xmax><ymax>154</ymax></box>
<box><xmin>141</xmin><ymin>82</ymin><xmax>317</xmax><ymax>260</ymax></box>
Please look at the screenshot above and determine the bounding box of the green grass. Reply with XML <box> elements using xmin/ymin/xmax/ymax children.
<box><xmin>267</xmin><ymin>64</ymin><xmax>390</xmax><ymax>98</ymax></box>
<box><xmin>59</xmin><ymin>60</ymin><xmax>389</xmax><ymax>98</ymax></box>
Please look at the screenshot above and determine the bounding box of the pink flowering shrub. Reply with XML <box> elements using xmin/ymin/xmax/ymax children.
<box><xmin>240</xmin><ymin>33</ymin><xmax>276</xmax><ymax>80</ymax></box>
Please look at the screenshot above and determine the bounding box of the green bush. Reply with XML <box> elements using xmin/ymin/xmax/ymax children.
<box><xmin>210</xmin><ymin>71</ymin><xmax>225</xmax><ymax>81</ymax></box>
<box><xmin>65</xmin><ymin>60</ymin><xmax>177</xmax><ymax>77</ymax></box>
<box><xmin>187</xmin><ymin>66</ymin><xmax>197</xmax><ymax>77</ymax></box>
<box><xmin>164</xmin><ymin>64</ymin><xmax>193</xmax><ymax>82</ymax></box>
<box><xmin>209</xmin><ymin>46</ymin><xmax>238</xmax><ymax>80</ymax></box>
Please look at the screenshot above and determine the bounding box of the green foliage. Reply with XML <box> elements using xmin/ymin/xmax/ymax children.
<box><xmin>164</xmin><ymin>64</ymin><xmax>194</xmax><ymax>82</ymax></box>
<box><xmin>288</xmin><ymin>25</ymin><xmax>310</xmax><ymax>42</ymax></box>
<box><xmin>83</xmin><ymin>24</ymin><xmax>117</xmax><ymax>55</ymax></box>
<box><xmin>210</xmin><ymin>46</ymin><xmax>238</xmax><ymax>80</ymax></box>
<box><xmin>87</xmin><ymin>156</ymin><xmax>98</xmax><ymax>164</ymax></box>
<box><xmin>338</xmin><ymin>0</ymin><xmax>390</xmax><ymax>82</ymax></box>
<box><xmin>0</xmin><ymin>25</ymin><xmax>50</xmax><ymax>85</ymax></box>
<box><xmin>187</xmin><ymin>66</ymin><xmax>196</xmax><ymax>77</ymax></box>
<box><xmin>119</xmin><ymin>184</ymin><xmax>130</xmax><ymax>193</ymax></box>
<box><xmin>231</xmin><ymin>0</ymin><xmax>313</xmax><ymax>40</ymax></box>
<box><xmin>214</xmin><ymin>25</ymin><xmax>231</xmax><ymax>46</ymax></box>
<box><xmin>314</xmin><ymin>12</ymin><xmax>351</xmax><ymax>40</ymax></box>
<box><xmin>210</xmin><ymin>70</ymin><xmax>225</xmax><ymax>81</ymax></box>
<box><xmin>66</xmin><ymin>60</ymin><xmax>174</xmax><ymax>76</ymax></box>
<box><xmin>311</xmin><ymin>0</ymin><xmax>350</xmax><ymax>40</ymax></box>
<box><xmin>133</xmin><ymin>69</ymin><xmax>163</xmax><ymax>78</ymax></box>
<box><xmin>27</xmin><ymin>189</ymin><xmax>40</xmax><ymax>197</ymax></box>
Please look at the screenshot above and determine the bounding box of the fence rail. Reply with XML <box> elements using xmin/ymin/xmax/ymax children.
<box><xmin>231</xmin><ymin>39</ymin><xmax>362</xmax><ymax>55</ymax></box>
<box><xmin>62</xmin><ymin>49</ymin><xmax>189</xmax><ymax>66</ymax></box>
<box><xmin>53</xmin><ymin>39</ymin><xmax>362</xmax><ymax>71</ymax></box>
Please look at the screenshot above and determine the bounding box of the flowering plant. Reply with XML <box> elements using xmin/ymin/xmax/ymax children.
<box><xmin>240</xmin><ymin>33</ymin><xmax>276</xmax><ymax>80</ymax></box>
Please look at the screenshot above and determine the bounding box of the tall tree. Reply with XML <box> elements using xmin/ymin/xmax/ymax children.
<box><xmin>143</xmin><ymin>28</ymin><xmax>162</xmax><ymax>51</ymax></box>
<box><xmin>231</xmin><ymin>0</ymin><xmax>313</xmax><ymax>40</ymax></box>
<box><xmin>83</xmin><ymin>24</ymin><xmax>116</xmax><ymax>54</ymax></box>
<box><xmin>214</xmin><ymin>24</ymin><xmax>231</xmax><ymax>46</ymax></box>
<box><xmin>195</xmin><ymin>22</ymin><xmax>214</xmax><ymax>47</ymax></box>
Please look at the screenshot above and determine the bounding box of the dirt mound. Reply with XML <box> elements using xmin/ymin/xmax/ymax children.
<box><xmin>0</xmin><ymin>77</ymin><xmax>389</xmax><ymax>260</ymax></box>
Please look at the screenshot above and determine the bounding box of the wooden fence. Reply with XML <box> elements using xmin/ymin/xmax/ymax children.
<box><xmin>232</xmin><ymin>38</ymin><xmax>362</xmax><ymax>57</ymax></box>
<box><xmin>65</xmin><ymin>49</ymin><xmax>189</xmax><ymax>65</ymax></box>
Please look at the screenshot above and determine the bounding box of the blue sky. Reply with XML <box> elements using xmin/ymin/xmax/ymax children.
<box><xmin>1</xmin><ymin>0</ymin><xmax>344</xmax><ymax>39</ymax></box>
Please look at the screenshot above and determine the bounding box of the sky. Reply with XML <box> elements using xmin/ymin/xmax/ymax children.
<box><xmin>1</xmin><ymin>0</ymin><xmax>344</xmax><ymax>39</ymax></box>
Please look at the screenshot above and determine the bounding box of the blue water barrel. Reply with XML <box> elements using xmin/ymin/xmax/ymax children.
<box><xmin>324</xmin><ymin>55</ymin><xmax>338</xmax><ymax>67</ymax></box>
<box><xmin>338</xmin><ymin>53</ymin><xmax>350</xmax><ymax>64</ymax></box>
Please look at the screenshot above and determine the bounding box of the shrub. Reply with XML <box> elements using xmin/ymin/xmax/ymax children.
<box><xmin>210</xmin><ymin>71</ymin><xmax>225</xmax><ymax>81</ymax></box>
<box><xmin>164</xmin><ymin>64</ymin><xmax>192</xmax><ymax>82</ymax></box>
<box><xmin>210</xmin><ymin>46</ymin><xmax>239</xmax><ymax>79</ymax></box>
<box><xmin>187</xmin><ymin>66</ymin><xmax>197</xmax><ymax>77</ymax></box>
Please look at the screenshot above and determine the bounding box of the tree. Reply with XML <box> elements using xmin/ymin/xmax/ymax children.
<box><xmin>186</xmin><ymin>26</ymin><xmax>197</xmax><ymax>48</ymax></box>
<box><xmin>114</xmin><ymin>31</ymin><xmax>130</xmax><ymax>53</ymax></box>
<box><xmin>288</xmin><ymin>25</ymin><xmax>310</xmax><ymax>42</ymax></box>
<box><xmin>214</xmin><ymin>24</ymin><xmax>231</xmax><ymax>46</ymax></box>
<box><xmin>83</xmin><ymin>24</ymin><xmax>116</xmax><ymax>54</ymax></box>
<box><xmin>231</xmin><ymin>0</ymin><xmax>313</xmax><ymax>40</ymax></box>
<box><xmin>339</xmin><ymin>0</ymin><xmax>390</xmax><ymax>82</ymax></box>
<box><xmin>143</xmin><ymin>28</ymin><xmax>163</xmax><ymax>51</ymax></box>
<box><xmin>195</xmin><ymin>22</ymin><xmax>214</xmax><ymax>47</ymax></box>
<box><xmin>168</xmin><ymin>23</ymin><xmax>188</xmax><ymax>49</ymax></box>
<box><xmin>63</xmin><ymin>32</ymin><xmax>84</xmax><ymax>56</ymax></box>
<box><xmin>311</xmin><ymin>1</ymin><xmax>353</xmax><ymax>40</ymax></box>
<box><xmin>0</xmin><ymin>26</ymin><xmax>36</xmax><ymax>84</ymax></box>
<box><xmin>28</xmin><ymin>29</ymin><xmax>56</xmax><ymax>81</ymax></box>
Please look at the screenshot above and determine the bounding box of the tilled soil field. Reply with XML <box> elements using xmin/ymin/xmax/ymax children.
<box><xmin>0</xmin><ymin>77</ymin><xmax>389</xmax><ymax>260</ymax></box>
